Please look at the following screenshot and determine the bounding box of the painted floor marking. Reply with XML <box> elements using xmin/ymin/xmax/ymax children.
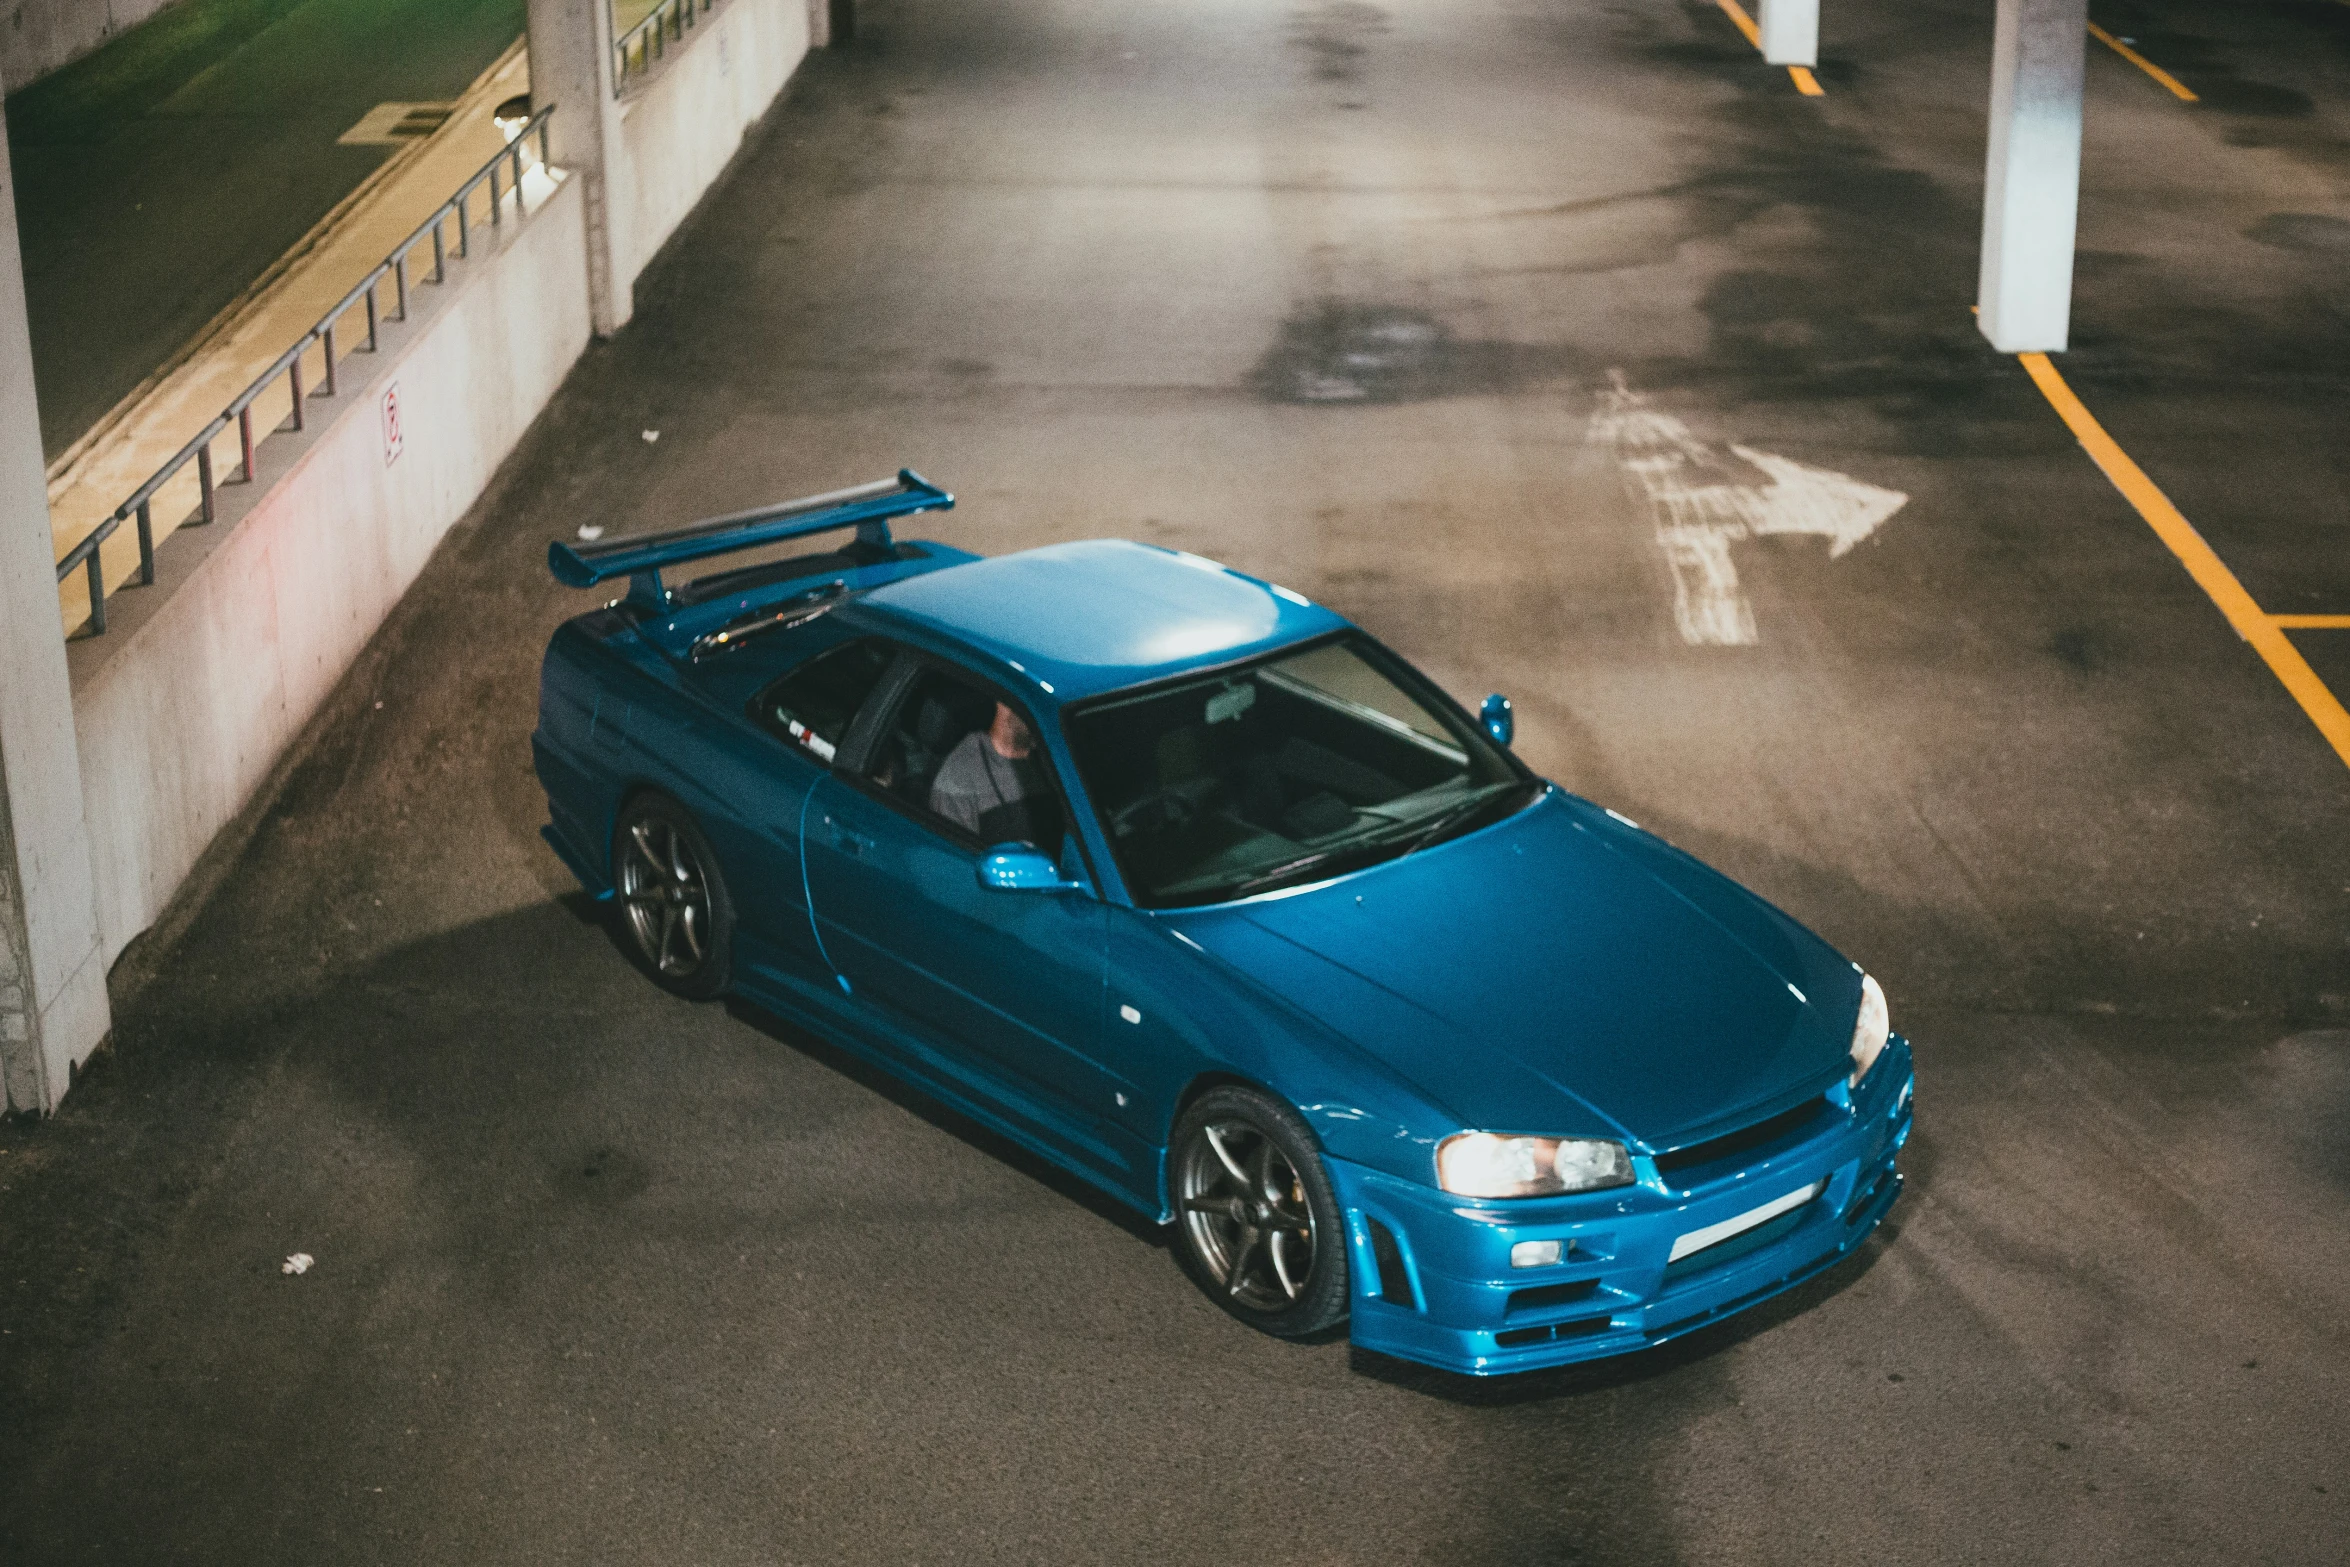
<box><xmin>1589</xmin><ymin>372</ymin><xmax>1909</xmax><ymax>645</ymax></box>
<box><xmin>2272</xmin><ymin>615</ymin><xmax>2350</xmax><ymax>630</ymax></box>
<box><xmin>337</xmin><ymin>102</ymin><xmax>457</xmax><ymax>146</ymax></box>
<box><xmin>1711</xmin><ymin>0</ymin><xmax>1822</xmax><ymax>95</ymax></box>
<box><xmin>1713</xmin><ymin>0</ymin><xmax>1762</xmax><ymax>48</ymax></box>
<box><xmin>2087</xmin><ymin>22</ymin><xmax>2198</xmax><ymax>102</ymax></box>
<box><xmin>2018</xmin><ymin>352</ymin><xmax>2350</xmax><ymax>772</ymax></box>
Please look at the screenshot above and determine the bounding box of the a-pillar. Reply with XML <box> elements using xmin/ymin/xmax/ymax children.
<box><xmin>0</xmin><ymin>89</ymin><xmax>112</xmax><ymax>1114</ymax></box>
<box><xmin>1758</xmin><ymin>0</ymin><xmax>1817</xmax><ymax>68</ymax></box>
<box><xmin>527</xmin><ymin>0</ymin><xmax>633</xmax><ymax>336</ymax></box>
<box><xmin>1977</xmin><ymin>0</ymin><xmax>2089</xmax><ymax>352</ymax></box>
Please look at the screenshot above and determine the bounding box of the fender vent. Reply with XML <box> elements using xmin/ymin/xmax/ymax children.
<box><xmin>1843</xmin><ymin>1165</ymin><xmax>1900</xmax><ymax>1225</ymax></box>
<box><xmin>1367</xmin><ymin>1219</ymin><xmax>1417</xmax><ymax>1309</ymax></box>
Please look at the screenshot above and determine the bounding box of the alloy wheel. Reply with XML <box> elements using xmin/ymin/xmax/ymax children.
<box><xmin>1177</xmin><ymin>1119</ymin><xmax>1319</xmax><ymax>1310</ymax></box>
<box><xmin>617</xmin><ymin>815</ymin><xmax>711</xmax><ymax>978</ymax></box>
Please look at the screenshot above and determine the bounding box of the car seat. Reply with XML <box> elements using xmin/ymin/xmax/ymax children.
<box><xmin>890</xmin><ymin>681</ymin><xmax>994</xmax><ymax>805</ymax></box>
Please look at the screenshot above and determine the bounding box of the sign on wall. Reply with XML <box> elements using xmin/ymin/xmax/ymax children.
<box><xmin>381</xmin><ymin>382</ymin><xmax>404</xmax><ymax>466</ymax></box>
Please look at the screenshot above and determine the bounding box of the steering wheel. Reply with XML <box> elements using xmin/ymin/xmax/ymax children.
<box><xmin>1110</xmin><ymin>786</ymin><xmax>1199</xmax><ymax>839</ymax></box>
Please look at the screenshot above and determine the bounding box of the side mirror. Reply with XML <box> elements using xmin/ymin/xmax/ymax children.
<box><xmin>977</xmin><ymin>844</ymin><xmax>1083</xmax><ymax>893</ymax></box>
<box><xmin>1480</xmin><ymin>693</ymin><xmax>1514</xmax><ymax>747</ymax></box>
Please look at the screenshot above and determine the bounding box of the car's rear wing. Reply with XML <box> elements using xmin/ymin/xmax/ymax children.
<box><xmin>546</xmin><ymin>469</ymin><xmax>955</xmax><ymax>608</ymax></box>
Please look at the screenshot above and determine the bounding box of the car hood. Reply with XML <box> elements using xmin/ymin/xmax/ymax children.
<box><xmin>1163</xmin><ymin>792</ymin><xmax>1860</xmax><ymax>1151</ymax></box>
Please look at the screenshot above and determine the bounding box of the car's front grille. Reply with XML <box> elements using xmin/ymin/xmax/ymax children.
<box><xmin>1494</xmin><ymin>1316</ymin><xmax>1614</xmax><ymax>1349</ymax></box>
<box><xmin>1652</xmin><ymin>1094</ymin><xmax>1839</xmax><ymax>1189</ymax></box>
<box><xmin>1505</xmin><ymin>1278</ymin><xmax>1601</xmax><ymax>1317</ymax></box>
<box><xmin>1660</xmin><ymin>1201</ymin><xmax>1814</xmax><ymax>1284</ymax></box>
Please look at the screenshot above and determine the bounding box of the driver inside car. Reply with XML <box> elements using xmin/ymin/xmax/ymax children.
<box><xmin>929</xmin><ymin>700</ymin><xmax>1045</xmax><ymax>844</ymax></box>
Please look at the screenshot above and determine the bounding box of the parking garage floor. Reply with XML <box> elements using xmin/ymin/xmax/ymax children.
<box><xmin>3</xmin><ymin>0</ymin><xmax>2347</xmax><ymax>1559</ymax></box>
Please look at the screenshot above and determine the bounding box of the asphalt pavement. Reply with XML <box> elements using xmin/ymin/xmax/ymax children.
<box><xmin>2</xmin><ymin>0</ymin><xmax>2347</xmax><ymax>1560</ymax></box>
<box><xmin>5</xmin><ymin>0</ymin><xmax>524</xmax><ymax>460</ymax></box>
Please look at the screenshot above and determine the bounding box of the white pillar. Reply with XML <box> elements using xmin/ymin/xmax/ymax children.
<box><xmin>1758</xmin><ymin>0</ymin><xmax>1817</xmax><ymax>68</ymax></box>
<box><xmin>0</xmin><ymin>91</ymin><xmax>112</xmax><ymax>1113</ymax></box>
<box><xmin>1977</xmin><ymin>0</ymin><xmax>2088</xmax><ymax>353</ymax></box>
<box><xmin>528</xmin><ymin>0</ymin><xmax>633</xmax><ymax>336</ymax></box>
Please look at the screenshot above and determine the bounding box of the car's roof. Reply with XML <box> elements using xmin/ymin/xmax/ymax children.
<box><xmin>858</xmin><ymin>539</ymin><xmax>1349</xmax><ymax>702</ymax></box>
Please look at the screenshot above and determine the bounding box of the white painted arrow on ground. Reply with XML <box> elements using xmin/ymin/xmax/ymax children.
<box><xmin>1586</xmin><ymin>370</ymin><xmax>1908</xmax><ymax>646</ymax></box>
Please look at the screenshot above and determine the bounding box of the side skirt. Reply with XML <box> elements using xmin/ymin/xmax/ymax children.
<box><xmin>732</xmin><ymin>963</ymin><xmax>1167</xmax><ymax>1223</ymax></box>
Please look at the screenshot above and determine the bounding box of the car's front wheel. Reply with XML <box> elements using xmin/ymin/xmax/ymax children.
<box><xmin>1170</xmin><ymin>1086</ymin><xmax>1349</xmax><ymax>1337</ymax></box>
<box><xmin>612</xmin><ymin>793</ymin><xmax>734</xmax><ymax>1000</ymax></box>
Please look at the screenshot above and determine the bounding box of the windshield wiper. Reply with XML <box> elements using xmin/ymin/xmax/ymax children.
<box><xmin>1225</xmin><ymin>851</ymin><xmax>1351</xmax><ymax>900</ymax></box>
<box><xmin>1220</xmin><ymin>786</ymin><xmax>1523</xmax><ymax>899</ymax></box>
<box><xmin>1381</xmin><ymin>781</ymin><xmax>1525</xmax><ymax>859</ymax></box>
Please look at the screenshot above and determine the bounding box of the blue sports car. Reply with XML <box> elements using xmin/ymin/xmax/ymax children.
<box><xmin>533</xmin><ymin>471</ymin><xmax>1914</xmax><ymax>1375</ymax></box>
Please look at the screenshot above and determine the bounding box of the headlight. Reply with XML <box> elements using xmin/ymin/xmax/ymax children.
<box><xmin>1436</xmin><ymin>1132</ymin><xmax>1634</xmax><ymax>1198</ymax></box>
<box><xmin>1849</xmin><ymin>972</ymin><xmax>1890</xmax><ymax>1085</ymax></box>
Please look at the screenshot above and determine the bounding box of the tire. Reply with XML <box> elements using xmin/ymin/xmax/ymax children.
<box><xmin>1169</xmin><ymin>1085</ymin><xmax>1350</xmax><ymax>1338</ymax></box>
<box><xmin>611</xmin><ymin>793</ymin><xmax>735</xmax><ymax>1000</ymax></box>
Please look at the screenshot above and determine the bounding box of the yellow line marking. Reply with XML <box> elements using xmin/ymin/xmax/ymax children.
<box><xmin>2087</xmin><ymin>22</ymin><xmax>2198</xmax><ymax>102</ymax></box>
<box><xmin>2018</xmin><ymin>352</ymin><xmax>2350</xmax><ymax>774</ymax></box>
<box><xmin>1710</xmin><ymin>0</ymin><xmax>1823</xmax><ymax>93</ymax></box>
<box><xmin>2272</xmin><ymin>615</ymin><xmax>2350</xmax><ymax>630</ymax></box>
<box><xmin>1714</xmin><ymin>0</ymin><xmax>1762</xmax><ymax>49</ymax></box>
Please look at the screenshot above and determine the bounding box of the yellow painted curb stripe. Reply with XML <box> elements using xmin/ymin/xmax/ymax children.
<box><xmin>2018</xmin><ymin>352</ymin><xmax>2350</xmax><ymax>773</ymax></box>
<box><xmin>2272</xmin><ymin>615</ymin><xmax>2350</xmax><ymax>630</ymax></box>
<box><xmin>1710</xmin><ymin>0</ymin><xmax>1823</xmax><ymax>93</ymax></box>
<box><xmin>1714</xmin><ymin>0</ymin><xmax>1762</xmax><ymax>50</ymax></box>
<box><xmin>2087</xmin><ymin>22</ymin><xmax>2198</xmax><ymax>102</ymax></box>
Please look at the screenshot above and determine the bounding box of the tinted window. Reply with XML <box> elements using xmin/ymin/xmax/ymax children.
<box><xmin>752</xmin><ymin>639</ymin><xmax>894</xmax><ymax>763</ymax></box>
<box><xmin>863</xmin><ymin>666</ymin><xmax>1066</xmax><ymax>850</ymax></box>
<box><xmin>1065</xmin><ymin>634</ymin><xmax>1528</xmax><ymax>907</ymax></box>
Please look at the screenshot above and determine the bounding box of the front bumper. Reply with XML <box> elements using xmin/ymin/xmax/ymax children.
<box><xmin>1332</xmin><ymin>1038</ymin><xmax>1915</xmax><ymax>1376</ymax></box>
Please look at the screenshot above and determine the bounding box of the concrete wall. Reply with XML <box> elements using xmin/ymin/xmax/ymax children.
<box><xmin>44</xmin><ymin>0</ymin><xmax>814</xmax><ymax>1030</ymax></box>
<box><xmin>66</xmin><ymin>175</ymin><xmax>592</xmax><ymax>967</ymax></box>
<box><xmin>2</xmin><ymin>0</ymin><xmax>180</xmax><ymax>91</ymax></box>
<box><xmin>614</xmin><ymin>0</ymin><xmax>808</xmax><ymax>289</ymax></box>
<box><xmin>2</xmin><ymin>77</ymin><xmax>109</xmax><ymax>1112</ymax></box>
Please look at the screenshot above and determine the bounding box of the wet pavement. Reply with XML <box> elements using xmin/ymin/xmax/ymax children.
<box><xmin>3</xmin><ymin>0</ymin><xmax>2348</xmax><ymax>1559</ymax></box>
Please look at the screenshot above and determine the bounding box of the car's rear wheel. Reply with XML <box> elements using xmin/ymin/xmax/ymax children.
<box><xmin>613</xmin><ymin>794</ymin><xmax>734</xmax><ymax>1000</ymax></box>
<box><xmin>1170</xmin><ymin>1086</ymin><xmax>1349</xmax><ymax>1337</ymax></box>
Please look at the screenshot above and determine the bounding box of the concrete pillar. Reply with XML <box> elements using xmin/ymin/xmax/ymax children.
<box><xmin>1757</xmin><ymin>0</ymin><xmax>1817</xmax><ymax>68</ymax></box>
<box><xmin>0</xmin><ymin>89</ymin><xmax>112</xmax><ymax>1114</ymax></box>
<box><xmin>528</xmin><ymin>0</ymin><xmax>633</xmax><ymax>336</ymax></box>
<box><xmin>1976</xmin><ymin>0</ymin><xmax>2088</xmax><ymax>353</ymax></box>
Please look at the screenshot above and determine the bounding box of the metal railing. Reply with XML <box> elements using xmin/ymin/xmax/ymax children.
<box><xmin>614</xmin><ymin>0</ymin><xmax>718</xmax><ymax>86</ymax></box>
<box><xmin>57</xmin><ymin>108</ymin><xmax>558</xmax><ymax>638</ymax></box>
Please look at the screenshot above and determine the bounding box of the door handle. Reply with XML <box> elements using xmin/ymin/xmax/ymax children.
<box><xmin>822</xmin><ymin>815</ymin><xmax>873</xmax><ymax>855</ymax></box>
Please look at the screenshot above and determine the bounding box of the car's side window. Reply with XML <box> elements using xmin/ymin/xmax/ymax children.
<box><xmin>860</xmin><ymin>664</ymin><xmax>1068</xmax><ymax>852</ymax></box>
<box><xmin>750</xmin><ymin>638</ymin><xmax>895</xmax><ymax>764</ymax></box>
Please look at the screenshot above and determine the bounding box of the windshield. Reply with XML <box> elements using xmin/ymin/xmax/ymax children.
<box><xmin>1065</xmin><ymin>634</ymin><xmax>1532</xmax><ymax>908</ymax></box>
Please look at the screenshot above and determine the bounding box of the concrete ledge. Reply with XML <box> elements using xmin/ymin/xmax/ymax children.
<box><xmin>45</xmin><ymin>0</ymin><xmax>815</xmax><ymax>1018</ymax></box>
<box><xmin>67</xmin><ymin>173</ymin><xmax>592</xmax><ymax>969</ymax></box>
<box><xmin>0</xmin><ymin>0</ymin><xmax>182</xmax><ymax>92</ymax></box>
